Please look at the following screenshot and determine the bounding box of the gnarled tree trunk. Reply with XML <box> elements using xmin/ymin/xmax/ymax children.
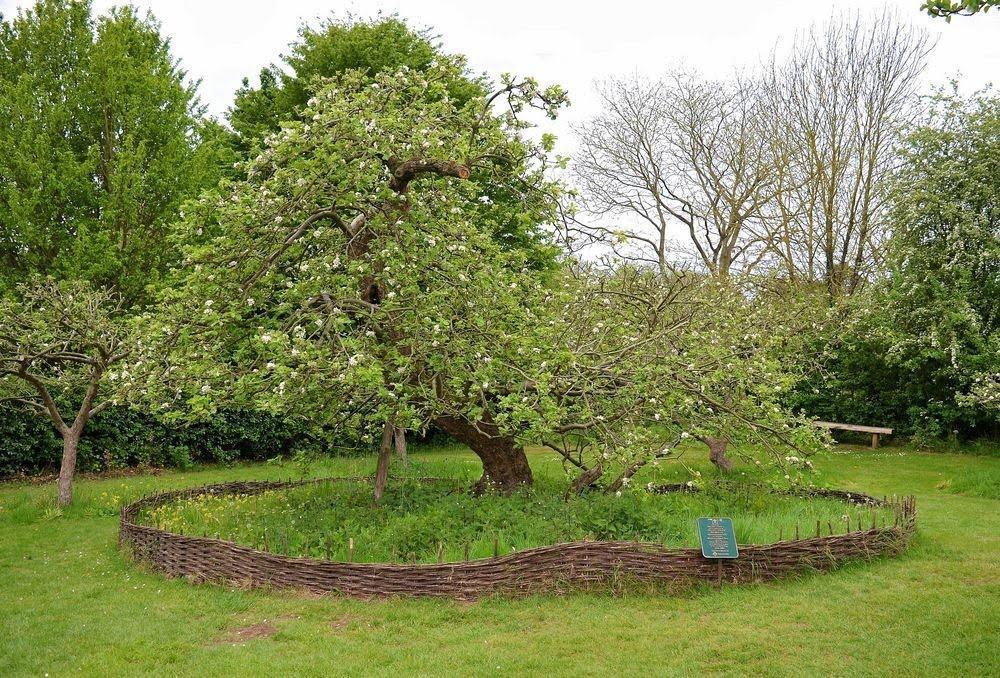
<box><xmin>434</xmin><ymin>414</ymin><xmax>532</xmax><ymax>493</ymax></box>
<box><xmin>703</xmin><ymin>436</ymin><xmax>734</xmax><ymax>472</ymax></box>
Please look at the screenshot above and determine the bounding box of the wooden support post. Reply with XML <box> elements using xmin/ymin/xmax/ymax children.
<box><xmin>464</xmin><ymin>542</ymin><xmax>470</xmax><ymax>561</ymax></box>
<box><xmin>493</xmin><ymin>536</ymin><xmax>499</xmax><ymax>559</ymax></box>
<box><xmin>348</xmin><ymin>537</ymin><xmax>355</xmax><ymax>563</ymax></box>
<box><xmin>871</xmin><ymin>433</ymin><xmax>879</xmax><ymax>449</ymax></box>
<box><xmin>437</xmin><ymin>541</ymin><xmax>444</xmax><ymax>564</ymax></box>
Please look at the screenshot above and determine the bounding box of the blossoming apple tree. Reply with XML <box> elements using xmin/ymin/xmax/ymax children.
<box><xmin>146</xmin><ymin>58</ymin><xmax>569</xmax><ymax>494</ymax></box>
<box><xmin>145</xmin><ymin>56</ymin><xmax>819</xmax><ymax>496</ymax></box>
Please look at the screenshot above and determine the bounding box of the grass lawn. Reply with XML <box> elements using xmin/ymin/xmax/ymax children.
<box><xmin>1</xmin><ymin>444</ymin><xmax>998</xmax><ymax>677</ymax></box>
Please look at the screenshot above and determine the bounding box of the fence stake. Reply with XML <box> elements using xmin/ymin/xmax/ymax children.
<box><xmin>437</xmin><ymin>541</ymin><xmax>444</xmax><ymax>564</ymax></box>
<box><xmin>348</xmin><ymin>537</ymin><xmax>355</xmax><ymax>563</ymax></box>
<box><xmin>493</xmin><ymin>536</ymin><xmax>499</xmax><ymax>559</ymax></box>
<box><xmin>795</xmin><ymin>524</ymin><xmax>800</xmax><ymax>540</ymax></box>
<box><xmin>815</xmin><ymin>520</ymin><xmax>821</xmax><ymax>538</ymax></box>
<box><xmin>828</xmin><ymin>521</ymin><xmax>833</xmax><ymax>536</ymax></box>
<box><xmin>282</xmin><ymin>530</ymin><xmax>288</xmax><ymax>554</ymax></box>
<box><xmin>778</xmin><ymin>526</ymin><xmax>783</xmax><ymax>542</ymax></box>
<box><xmin>391</xmin><ymin>545</ymin><xmax>397</xmax><ymax>563</ymax></box>
<box><xmin>325</xmin><ymin>536</ymin><xmax>332</xmax><ymax>560</ymax></box>
<box><xmin>263</xmin><ymin>528</ymin><xmax>269</xmax><ymax>552</ymax></box>
<box><xmin>464</xmin><ymin>542</ymin><xmax>470</xmax><ymax>561</ymax></box>
<box><xmin>846</xmin><ymin>516</ymin><xmax>851</xmax><ymax>534</ymax></box>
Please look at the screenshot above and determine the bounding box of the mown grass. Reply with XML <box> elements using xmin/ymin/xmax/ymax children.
<box><xmin>141</xmin><ymin>473</ymin><xmax>890</xmax><ymax>563</ymax></box>
<box><xmin>1</xmin><ymin>443</ymin><xmax>998</xmax><ymax>677</ymax></box>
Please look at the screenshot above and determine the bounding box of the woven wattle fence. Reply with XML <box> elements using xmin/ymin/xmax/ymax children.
<box><xmin>119</xmin><ymin>478</ymin><xmax>916</xmax><ymax>600</ymax></box>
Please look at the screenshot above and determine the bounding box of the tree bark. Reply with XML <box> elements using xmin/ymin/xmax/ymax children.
<box><xmin>703</xmin><ymin>436</ymin><xmax>734</xmax><ymax>472</ymax></box>
<box><xmin>433</xmin><ymin>414</ymin><xmax>533</xmax><ymax>493</ymax></box>
<box><xmin>393</xmin><ymin>426</ymin><xmax>408</xmax><ymax>465</ymax></box>
<box><xmin>374</xmin><ymin>421</ymin><xmax>394</xmax><ymax>502</ymax></box>
<box><xmin>57</xmin><ymin>431</ymin><xmax>80</xmax><ymax>508</ymax></box>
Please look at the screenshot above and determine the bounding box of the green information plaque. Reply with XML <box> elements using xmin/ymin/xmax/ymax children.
<box><xmin>697</xmin><ymin>517</ymin><xmax>739</xmax><ymax>559</ymax></box>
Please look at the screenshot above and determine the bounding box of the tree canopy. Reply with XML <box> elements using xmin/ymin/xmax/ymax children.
<box><xmin>227</xmin><ymin>15</ymin><xmax>484</xmax><ymax>154</ymax></box>
<box><xmin>0</xmin><ymin>0</ymin><xmax>224</xmax><ymax>304</ymax></box>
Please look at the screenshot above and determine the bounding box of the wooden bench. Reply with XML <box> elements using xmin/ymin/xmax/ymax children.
<box><xmin>811</xmin><ymin>421</ymin><xmax>893</xmax><ymax>449</ymax></box>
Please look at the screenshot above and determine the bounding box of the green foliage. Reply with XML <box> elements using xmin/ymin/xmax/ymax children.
<box><xmin>228</xmin><ymin>14</ymin><xmax>484</xmax><ymax>154</ymax></box>
<box><xmin>922</xmin><ymin>0</ymin><xmax>1000</xmax><ymax>20</ymax></box>
<box><xmin>147</xmin><ymin>58</ymin><xmax>567</xmax><ymax>438</ymax></box>
<box><xmin>0</xmin><ymin>404</ymin><xmax>318</xmax><ymax>477</ymax></box>
<box><xmin>0</xmin><ymin>0</ymin><xmax>224</xmax><ymax>304</ymax></box>
<box><xmin>224</xmin><ymin>15</ymin><xmax>554</xmax><ymax>268</ymax></box>
<box><xmin>786</xmin><ymin>89</ymin><xmax>1000</xmax><ymax>440</ymax></box>
<box><xmin>140</xmin><ymin>473</ymin><xmax>882</xmax><ymax>563</ymax></box>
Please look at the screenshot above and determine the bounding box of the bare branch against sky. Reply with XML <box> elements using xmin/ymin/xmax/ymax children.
<box><xmin>0</xmin><ymin>0</ymin><xmax>996</xmax><ymax>153</ymax></box>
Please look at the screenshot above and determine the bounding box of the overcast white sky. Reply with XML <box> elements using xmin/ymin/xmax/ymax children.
<box><xmin>2</xmin><ymin>0</ymin><xmax>998</xmax><ymax>151</ymax></box>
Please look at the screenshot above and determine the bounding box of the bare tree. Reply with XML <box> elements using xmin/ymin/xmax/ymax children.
<box><xmin>762</xmin><ymin>11</ymin><xmax>932</xmax><ymax>294</ymax></box>
<box><xmin>571</xmin><ymin>76</ymin><xmax>680</xmax><ymax>273</ymax></box>
<box><xmin>0</xmin><ymin>279</ymin><xmax>129</xmax><ymax>506</ymax></box>
<box><xmin>572</xmin><ymin>72</ymin><xmax>785</xmax><ymax>277</ymax></box>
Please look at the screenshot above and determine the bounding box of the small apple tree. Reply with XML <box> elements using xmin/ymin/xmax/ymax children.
<box><xmin>0</xmin><ymin>279</ymin><xmax>131</xmax><ymax>505</ymax></box>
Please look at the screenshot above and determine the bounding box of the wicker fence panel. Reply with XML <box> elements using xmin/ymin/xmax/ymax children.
<box><xmin>119</xmin><ymin>478</ymin><xmax>916</xmax><ymax>600</ymax></box>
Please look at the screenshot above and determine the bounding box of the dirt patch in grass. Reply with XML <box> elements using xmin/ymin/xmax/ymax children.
<box><xmin>213</xmin><ymin>622</ymin><xmax>278</xmax><ymax>645</ymax></box>
<box><xmin>329</xmin><ymin>614</ymin><xmax>361</xmax><ymax>633</ymax></box>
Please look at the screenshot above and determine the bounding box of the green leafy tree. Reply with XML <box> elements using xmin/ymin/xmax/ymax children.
<box><xmin>0</xmin><ymin>0</ymin><xmax>223</xmax><ymax>304</ymax></box>
<box><xmin>226</xmin><ymin>15</ymin><xmax>553</xmax><ymax>269</ymax></box>
<box><xmin>880</xmin><ymin>88</ymin><xmax>1000</xmax><ymax>435</ymax></box>
<box><xmin>0</xmin><ymin>279</ymin><xmax>131</xmax><ymax>506</ymax></box>
<box><xmin>228</xmin><ymin>15</ymin><xmax>483</xmax><ymax>154</ymax></box>
<box><xmin>146</xmin><ymin>58</ymin><xmax>566</xmax><ymax>494</ymax></box>
<box><xmin>144</xmin><ymin>59</ymin><xmax>816</xmax><ymax>496</ymax></box>
<box><xmin>922</xmin><ymin>0</ymin><xmax>1000</xmax><ymax>20</ymax></box>
<box><xmin>789</xmin><ymin>88</ymin><xmax>1000</xmax><ymax>439</ymax></box>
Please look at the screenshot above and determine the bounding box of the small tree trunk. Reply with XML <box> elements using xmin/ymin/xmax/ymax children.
<box><xmin>704</xmin><ymin>436</ymin><xmax>734</xmax><ymax>472</ymax></box>
<box><xmin>393</xmin><ymin>427</ymin><xmax>408</xmax><ymax>465</ymax></box>
<box><xmin>434</xmin><ymin>414</ymin><xmax>533</xmax><ymax>493</ymax></box>
<box><xmin>373</xmin><ymin>421</ymin><xmax>394</xmax><ymax>502</ymax></box>
<box><xmin>57</xmin><ymin>431</ymin><xmax>80</xmax><ymax>507</ymax></box>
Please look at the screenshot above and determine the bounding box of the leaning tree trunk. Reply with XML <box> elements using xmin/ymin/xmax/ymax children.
<box><xmin>433</xmin><ymin>414</ymin><xmax>533</xmax><ymax>493</ymax></box>
<box><xmin>57</xmin><ymin>431</ymin><xmax>81</xmax><ymax>507</ymax></box>
<box><xmin>703</xmin><ymin>436</ymin><xmax>734</xmax><ymax>472</ymax></box>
